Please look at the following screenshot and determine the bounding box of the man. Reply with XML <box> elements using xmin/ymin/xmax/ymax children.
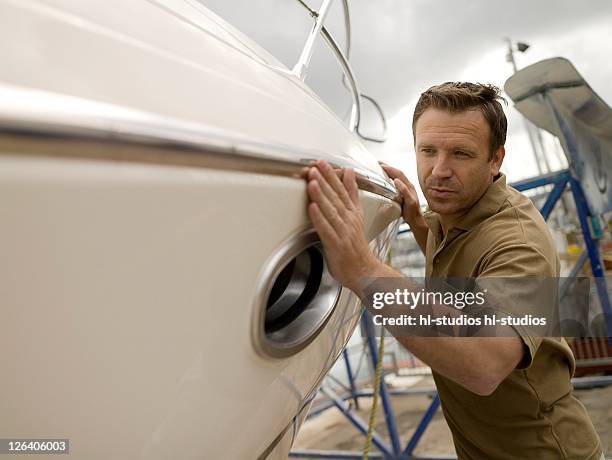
<box><xmin>304</xmin><ymin>82</ymin><xmax>603</xmax><ymax>459</ymax></box>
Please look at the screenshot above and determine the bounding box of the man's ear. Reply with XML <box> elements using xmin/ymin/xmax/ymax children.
<box><xmin>490</xmin><ymin>146</ymin><xmax>505</xmax><ymax>176</ymax></box>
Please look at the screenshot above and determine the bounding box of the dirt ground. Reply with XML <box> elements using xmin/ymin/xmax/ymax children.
<box><xmin>293</xmin><ymin>376</ymin><xmax>612</xmax><ymax>458</ymax></box>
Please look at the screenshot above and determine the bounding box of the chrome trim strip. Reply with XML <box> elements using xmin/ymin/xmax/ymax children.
<box><xmin>0</xmin><ymin>84</ymin><xmax>398</xmax><ymax>202</ymax></box>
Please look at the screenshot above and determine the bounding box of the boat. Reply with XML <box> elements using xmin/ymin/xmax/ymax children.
<box><xmin>0</xmin><ymin>0</ymin><xmax>401</xmax><ymax>458</ymax></box>
<box><xmin>504</xmin><ymin>56</ymin><xmax>612</xmax><ymax>214</ymax></box>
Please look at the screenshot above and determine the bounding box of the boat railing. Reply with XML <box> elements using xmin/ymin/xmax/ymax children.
<box><xmin>292</xmin><ymin>0</ymin><xmax>387</xmax><ymax>143</ymax></box>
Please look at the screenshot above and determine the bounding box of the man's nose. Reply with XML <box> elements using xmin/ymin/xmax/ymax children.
<box><xmin>431</xmin><ymin>154</ymin><xmax>453</xmax><ymax>179</ymax></box>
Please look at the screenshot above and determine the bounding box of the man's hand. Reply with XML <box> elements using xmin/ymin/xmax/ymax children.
<box><xmin>379</xmin><ymin>162</ymin><xmax>422</xmax><ymax>224</ymax></box>
<box><xmin>304</xmin><ymin>160</ymin><xmax>383</xmax><ymax>295</ymax></box>
<box><xmin>380</xmin><ymin>162</ymin><xmax>429</xmax><ymax>254</ymax></box>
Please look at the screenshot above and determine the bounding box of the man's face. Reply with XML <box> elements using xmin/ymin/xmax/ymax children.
<box><xmin>414</xmin><ymin>108</ymin><xmax>504</xmax><ymax>221</ymax></box>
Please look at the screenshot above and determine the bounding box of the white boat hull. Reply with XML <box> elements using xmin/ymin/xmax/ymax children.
<box><xmin>0</xmin><ymin>154</ymin><xmax>398</xmax><ymax>459</ymax></box>
<box><xmin>0</xmin><ymin>1</ymin><xmax>401</xmax><ymax>457</ymax></box>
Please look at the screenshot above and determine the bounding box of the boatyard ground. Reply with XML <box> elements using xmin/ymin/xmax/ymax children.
<box><xmin>293</xmin><ymin>376</ymin><xmax>612</xmax><ymax>457</ymax></box>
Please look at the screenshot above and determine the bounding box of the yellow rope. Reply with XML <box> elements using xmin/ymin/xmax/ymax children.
<box><xmin>362</xmin><ymin>246</ymin><xmax>393</xmax><ymax>459</ymax></box>
<box><xmin>362</xmin><ymin>245</ymin><xmax>394</xmax><ymax>459</ymax></box>
<box><xmin>362</xmin><ymin>332</ymin><xmax>385</xmax><ymax>459</ymax></box>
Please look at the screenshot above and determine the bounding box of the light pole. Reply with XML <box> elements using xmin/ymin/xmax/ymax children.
<box><xmin>505</xmin><ymin>38</ymin><xmax>530</xmax><ymax>73</ymax></box>
<box><xmin>505</xmin><ymin>38</ymin><xmax>552</xmax><ymax>175</ymax></box>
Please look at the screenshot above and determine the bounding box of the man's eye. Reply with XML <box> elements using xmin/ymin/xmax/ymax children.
<box><xmin>421</xmin><ymin>148</ymin><xmax>434</xmax><ymax>155</ymax></box>
<box><xmin>455</xmin><ymin>151</ymin><xmax>469</xmax><ymax>157</ymax></box>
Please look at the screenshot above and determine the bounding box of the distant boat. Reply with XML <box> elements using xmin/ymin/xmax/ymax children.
<box><xmin>505</xmin><ymin>57</ymin><xmax>612</xmax><ymax>215</ymax></box>
<box><xmin>0</xmin><ymin>1</ymin><xmax>400</xmax><ymax>458</ymax></box>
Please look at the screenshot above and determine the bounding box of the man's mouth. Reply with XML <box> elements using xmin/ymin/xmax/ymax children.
<box><xmin>429</xmin><ymin>187</ymin><xmax>456</xmax><ymax>198</ymax></box>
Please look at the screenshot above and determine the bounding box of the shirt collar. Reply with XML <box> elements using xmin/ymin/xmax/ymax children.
<box><xmin>424</xmin><ymin>173</ymin><xmax>509</xmax><ymax>236</ymax></box>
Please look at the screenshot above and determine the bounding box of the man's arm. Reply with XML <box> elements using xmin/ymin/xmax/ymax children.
<box><xmin>363</xmin><ymin>262</ymin><xmax>523</xmax><ymax>396</ymax></box>
<box><xmin>305</xmin><ymin>161</ymin><xmax>523</xmax><ymax>396</ymax></box>
<box><xmin>401</xmin><ymin>336</ymin><xmax>524</xmax><ymax>396</ymax></box>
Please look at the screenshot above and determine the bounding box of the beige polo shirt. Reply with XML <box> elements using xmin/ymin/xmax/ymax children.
<box><xmin>423</xmin><ymin>173</ymin><xmax>602</xmax><ymax>459</ymax></box>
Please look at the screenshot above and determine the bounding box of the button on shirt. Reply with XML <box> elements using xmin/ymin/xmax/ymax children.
<box><xmin>422</xmin><ymin>173</ymin><xmax>602</xmax><ymax>460</ymax></box>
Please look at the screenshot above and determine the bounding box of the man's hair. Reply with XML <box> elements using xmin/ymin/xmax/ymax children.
<box><xmin>412</xmin><ymin>82</ymin><xmax>508</xmax><ymax>160</ymax></box>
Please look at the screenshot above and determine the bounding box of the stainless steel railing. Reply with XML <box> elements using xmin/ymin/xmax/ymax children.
<box><xmin>292</xmin><ymin>0</ymin><xmax>388</xmax><ymax>143</ymax></box>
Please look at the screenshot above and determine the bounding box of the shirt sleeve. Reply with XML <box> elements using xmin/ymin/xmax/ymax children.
<box><xmin>476</xmin><ymin>243</ymin><xmax>558</xmax><ymax>369</ymax></box>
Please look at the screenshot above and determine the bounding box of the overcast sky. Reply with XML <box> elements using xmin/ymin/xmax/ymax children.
<box><xmin>200</xmin><ymin>0</ymin><xmax>612</xmax><ymax>188</ymax></box>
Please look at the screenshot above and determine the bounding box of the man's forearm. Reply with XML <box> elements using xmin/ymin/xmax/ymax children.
<box><xmin>354</xmin><ymin>265</ymin><xmax>524</xmax><ymax>396</ymax></box>
<box><xmin>396</xmin><ymin>336</ymin><xmax>523</xmax><ymax>396</ymax></box>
